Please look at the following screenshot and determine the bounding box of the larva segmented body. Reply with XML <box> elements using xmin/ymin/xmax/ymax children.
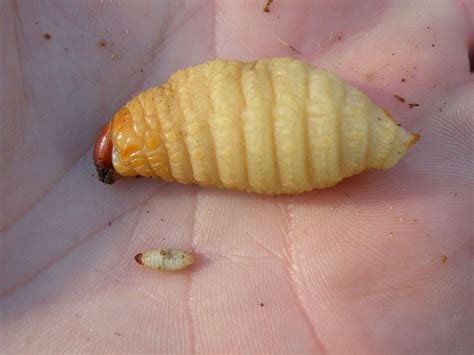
<box><xmin>135</xmin><ymin>249</ymin><xmax>195</xmax><ymax>271</ymax></box>
<box><xmin>95</xmin><ymin>57</ymin><xmax>419</xmax><ymax>194</ymax></box>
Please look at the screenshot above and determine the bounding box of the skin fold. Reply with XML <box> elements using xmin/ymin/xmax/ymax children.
<box><xmin>1</xmin><ymin>0</ymin><xmax>473</xmax><ymax>353</ymax></box>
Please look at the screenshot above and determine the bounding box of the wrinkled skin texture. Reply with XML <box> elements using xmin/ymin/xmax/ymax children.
<box><xmin>1</xmin><ymin>0</ymin><xmax>473</xmax><ymax>353</ymax></box>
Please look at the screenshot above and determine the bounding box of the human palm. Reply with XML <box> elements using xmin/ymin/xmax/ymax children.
<box><xmin>1</xmin><ymin>1</ymin><xmax>472</xmax><ymax>353</ymax></box>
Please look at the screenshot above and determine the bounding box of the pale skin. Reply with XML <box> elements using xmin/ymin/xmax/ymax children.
<box><xmin>1</xmin><ymin>0</ymin><xmax>472</xmax><ymax>353</ymax></box>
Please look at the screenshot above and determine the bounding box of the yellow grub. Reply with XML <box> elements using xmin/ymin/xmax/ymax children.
<box><xmin>111</xmin><ymin>57</ymin><xmax>419</xmax><ymax>194</ymax></box>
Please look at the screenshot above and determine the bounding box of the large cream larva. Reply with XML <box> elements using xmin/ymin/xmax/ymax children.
<box><xmin>93</xmin><ymin>57</ymin><xmax>419</xmax><ymax>193</ymax></box>
<box><xmin>135</xmin><ymin>249</ymin><xmax>195</xmax><ymax>271</ymax></box>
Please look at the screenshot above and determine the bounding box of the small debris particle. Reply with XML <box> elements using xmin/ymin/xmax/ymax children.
<box><xmin>98</xmin><ymin>39</ymin><xmax>107</xmax><ymax>47</ymax></box>
<box><xmin>391</xmin><ymin>52</ymin><xmax>396</xmax><ymax>55</ymax></box>
<box><xmin>34</xmin><ymin>21</ymin><xmax>38</xmax><ymax>25</ymax></box>
<box><xmin>260</xmin><ymin>303</ymin><xmax>265</xmax><ymax>307</ymax></box>
<box><xmin>432</xmin><ymin>44</ymin><xmax>435</xmax><ymax>47</ymax></box>
<box><xmin>91</xmin><ymin>174</ymin><xmax>95</xmax><ymax>177</ymax></box>
<box><xmin>401</xmin><ymin>78</ymin><xmax>406</xmax><ymax>82</ymax></box>
<box><xmin>146</xmin><ymin>210</ymin><xmax>150</xmax><ymax>213</ymax></box>
<box><xmin>64</xmin><ymin>48</ymin><xmax>69</xmax><ymax>52</ymax></box>
<box><xmin>344</xmin><ymin>192</ymin><xmax>350</xmax><ymax>198</ymax></box>
<box><xmin>397</xmin><ymin>123</ymin><xmax>402</xmax><ymax>127</ymax></box>
<box><xmin>408</xmin><ymin>103</ymin><xmax>420</xmax><ymax>108</ymax></box>
<box><xmin>110</xmin><ymin>52</ymin><xmax>119</xmax><ymax>59</ymax></box>
<box><xmin>441</xmin><ymin>255</ymin><xmax>448</xmax><ymax>264</ymax></box>
<box><xmin>140</xmin><ymin>69</ymin><xmax>143</xmax><ymax>73</ymax></box>
<box><xmin>439</xmin><ymin>108</ymin><xmax>443</xmax><ymax>112</ymax></box>
<box><xmin>454</xmin><ymin>192</ymin><xmax>457</xmax><ymax>196</ymax></box>
<box><xmin>86</xmin><ymin>338</ymin><xmax>90</xmax><ymax>341</ymax></box>
<box><xmin>43</xmin><ymin>33</ymin><xmax>51</xmax><ymax>40</ymax></box>
<box><xmin>108</xmin><ymin>222</ymin><xmax>112</xmax><ymax>226</ymax></box>
<box><xmin>412</xmin><ymin>218</ymin><xmax>417</xmax><ymax>223</ymax></box>
<box><xmin>376</xmin><ymin>117</ymin><xmax>382</xmax><ymax>120</ymax></box>
<box><xmin>365</xmin><ymin>72</ymin><xmax>375</xmax><ymax>81</ymax></box>
<box><xmin>160</xmin><ymin>218</ymin><xmax>164</xmax><ymax>221</ymax></box>
<box><xmin>277</xmin><ymin>38</ymin><xmax>301</xmax><ymax>55</ymax></box>
<box><xmin>398</xmin><ymin>218</ymin><xmax>403</xmax><ymax>222</ymax></box>
<box><xmin>114</xmin><ymin>332</ymin><xmax>122</xmax><ymax>336</ymax></box>
<box><xmin>75</xmin><ymin>314</ymin><xmax>79</xmax><ymax>317</ymax></box>
<box><xmin>389</xmin><ymin>232</ymin><xmax>394</xmax><ymax>237</ymax></box>
<box><xmin>394</xmin><ymin>95</ymin><xmax>405</xmax><ymax>103</ymax></box>
<box><xmin>123</xmin><ymin>27</ymin><xmax>129</xmax><ymax>35</ymax></box>
<box><xmin>427</xmin><ymin>26</ymin><xmax>430</xmax><ymax>30</ymax></box>
<box><xmin>263</xmin><ymin>0</ymin><xmax>273</xmax><ymax>12</ymax></box>
<box><xmin>337</xmin><ymin>36</ymin><xmax>342</xmax><ymax>40</ymax></box>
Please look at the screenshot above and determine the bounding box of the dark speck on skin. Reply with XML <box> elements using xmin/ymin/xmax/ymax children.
<box><xmin>394</xmin><ymin>95</ymin><xmax>405</xmax><ymax>103</ymax></box>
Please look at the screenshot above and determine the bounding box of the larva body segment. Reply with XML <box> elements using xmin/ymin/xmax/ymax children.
<box><xmin>105</xmin><ymin>57</ymin><xmax>419</xmax><ymax>194</ymax></box>
<box><xmin>135</xmin><ymin>249</ymin><xmax>195</xmax><ymax>271</ymax></box>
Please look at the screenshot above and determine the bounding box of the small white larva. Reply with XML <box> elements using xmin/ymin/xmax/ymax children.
<box><xmin>135</xmin><ymin>248</ymin><xmax>195</xmax><ymax>271</ymax></box>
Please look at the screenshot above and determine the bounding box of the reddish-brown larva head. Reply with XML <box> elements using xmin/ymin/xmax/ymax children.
<box><xmin>93</xmin><ymin>120</ymin><xmax>119</xmax><ymax>184</ymax></box>
<box><xmin>134</xmin><ymin>253</ymin><xmax>144</xmax><ymax>265</ymax></box>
